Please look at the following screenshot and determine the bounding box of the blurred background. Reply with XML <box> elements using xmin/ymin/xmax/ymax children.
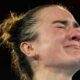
<box><xmin>0</xmin><ymin>0</ymin><xmax>80</xmax><ymax>80</ymax></box>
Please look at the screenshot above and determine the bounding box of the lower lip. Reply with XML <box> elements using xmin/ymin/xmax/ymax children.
<box><xmin>64</xmin><ymin>45</ymin><xmax>80</xmax><ymax>49</ymax></box>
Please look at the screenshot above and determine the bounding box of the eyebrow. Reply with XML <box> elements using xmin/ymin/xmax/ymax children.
<box><xmin>52</xmin><ymin>20</ymin><xmax>68</xmax><ymax>25</ymax></box>
<box><xmin>52</xmin><ymin>20</ymin><xmax>79</xmax><ymax>27</ymax></box>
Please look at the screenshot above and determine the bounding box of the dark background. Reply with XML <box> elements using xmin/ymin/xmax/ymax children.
<box><xmin>0</xmin><ymin>0</ymin><xmax>80</xmax><ymax>80</ymax></box>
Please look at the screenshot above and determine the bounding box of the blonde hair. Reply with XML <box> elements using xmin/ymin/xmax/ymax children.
<box><xmin>0</xmin><ymin>13</ymin><xmax>31</xmax><ymax>80</ymax></box>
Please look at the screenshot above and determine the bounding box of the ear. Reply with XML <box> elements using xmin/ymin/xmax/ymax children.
<box><xmin>20</xmin><ymin>42</ymin><xmax>36</xmax><ymax>58</ymax></box>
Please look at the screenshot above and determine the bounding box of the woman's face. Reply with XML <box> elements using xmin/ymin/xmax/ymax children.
<box><xmin>34</xmin><ymin>6</ymin><xmax>80</xmax><ymax>69</ymax></box>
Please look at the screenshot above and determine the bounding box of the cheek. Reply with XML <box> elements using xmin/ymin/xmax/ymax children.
<box><xmin>47</xmin><ymin>28</ymin><xmax>66</xmax><ymax>44</ymax></box>
<box><xmin>36</xmin><ymin>28</ymin><xmax>66</xmax><ymax>66</ymax></box>
<box><xmin>37</xmin><ymin>42</ymin><xmax>65</xmax><ymax>66</ymax></box>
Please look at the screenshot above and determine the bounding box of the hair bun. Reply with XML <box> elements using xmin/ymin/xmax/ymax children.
<box><xmin>0</xmin><ymin>12</ymin><xmax>24</xmax><ymax>45</ymax></box>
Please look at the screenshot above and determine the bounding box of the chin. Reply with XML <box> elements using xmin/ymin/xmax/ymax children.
<box><xmin>68</xmin><ymin>51</ymin><xmax>80</xmax><ymax>58</ymax></box>
<box><xmin>65</xmin><ymin>49</ymin><xmax>80</xmax><ymax>58</ymax></box>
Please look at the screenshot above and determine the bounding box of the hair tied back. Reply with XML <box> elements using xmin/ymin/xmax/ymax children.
<box><xmin>0</xmin><ymin>12</ymin><xmax>24</xmax><ymax>46</ymax></box>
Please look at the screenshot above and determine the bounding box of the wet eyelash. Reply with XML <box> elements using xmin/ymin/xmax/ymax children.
<box><xmin>57</xmin><ymin>26</ymin><xmax>65</xmax><ymax>28</ymax></box>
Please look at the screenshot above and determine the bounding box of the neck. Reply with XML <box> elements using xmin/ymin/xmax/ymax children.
<box><xmin>32</xmin><ymin>64</ymin><xmax>80</xmax><ymax>80</ymax></box>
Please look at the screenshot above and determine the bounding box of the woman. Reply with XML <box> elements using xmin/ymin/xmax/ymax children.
<box><xmin>0</xmin><ymin>4</ymin><xmax>80</xmax><ymax>80</ymax></box>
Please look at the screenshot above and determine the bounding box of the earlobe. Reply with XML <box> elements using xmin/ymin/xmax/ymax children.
<box><xmin>20</xmin><ymin>42</ymin><xmax>36</xmax><ymax>58</ymax></box>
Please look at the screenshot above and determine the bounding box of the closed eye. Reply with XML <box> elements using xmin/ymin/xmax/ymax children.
<box><xmin>52</xmin><ymin>20</ymin><xmax>80</xmax><ymax>29</ymax></box>
<box><xmin>57</xmin><ymin>26</ymin><xmax>65</xmax><ymax>28</ymax></box>
<box><xmin>53</xmin><ymin>23</ymin><xmax>66</xmax><ymax>29</ymax></box>
<box><xmin>52</xmin><ymin>20</ymin><xmax>68</xmax><ymax>28</ymax></box>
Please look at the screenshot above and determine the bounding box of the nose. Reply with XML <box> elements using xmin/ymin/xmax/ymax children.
<box><xmin>66</xmin><ymin>27</ymin><xmax>80</xmax><ymax>41</ymax></box>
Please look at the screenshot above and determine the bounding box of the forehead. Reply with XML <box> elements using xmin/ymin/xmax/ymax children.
<box><xmin>36</xmin><ymin>6</ymin><xmax>75</xmax><ymax>22</ymax></box>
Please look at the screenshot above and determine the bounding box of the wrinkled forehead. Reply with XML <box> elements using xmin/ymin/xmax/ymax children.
<box><xmin>36</xmin><ymin>6</ymin><xmax>75</xmax><ymax>21</ymax></box>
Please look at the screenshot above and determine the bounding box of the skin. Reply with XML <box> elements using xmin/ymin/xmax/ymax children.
<box><xmin>20</xmin><ymin>6</ymin><xmax>80</xmax><ymax>80</ymax></box>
